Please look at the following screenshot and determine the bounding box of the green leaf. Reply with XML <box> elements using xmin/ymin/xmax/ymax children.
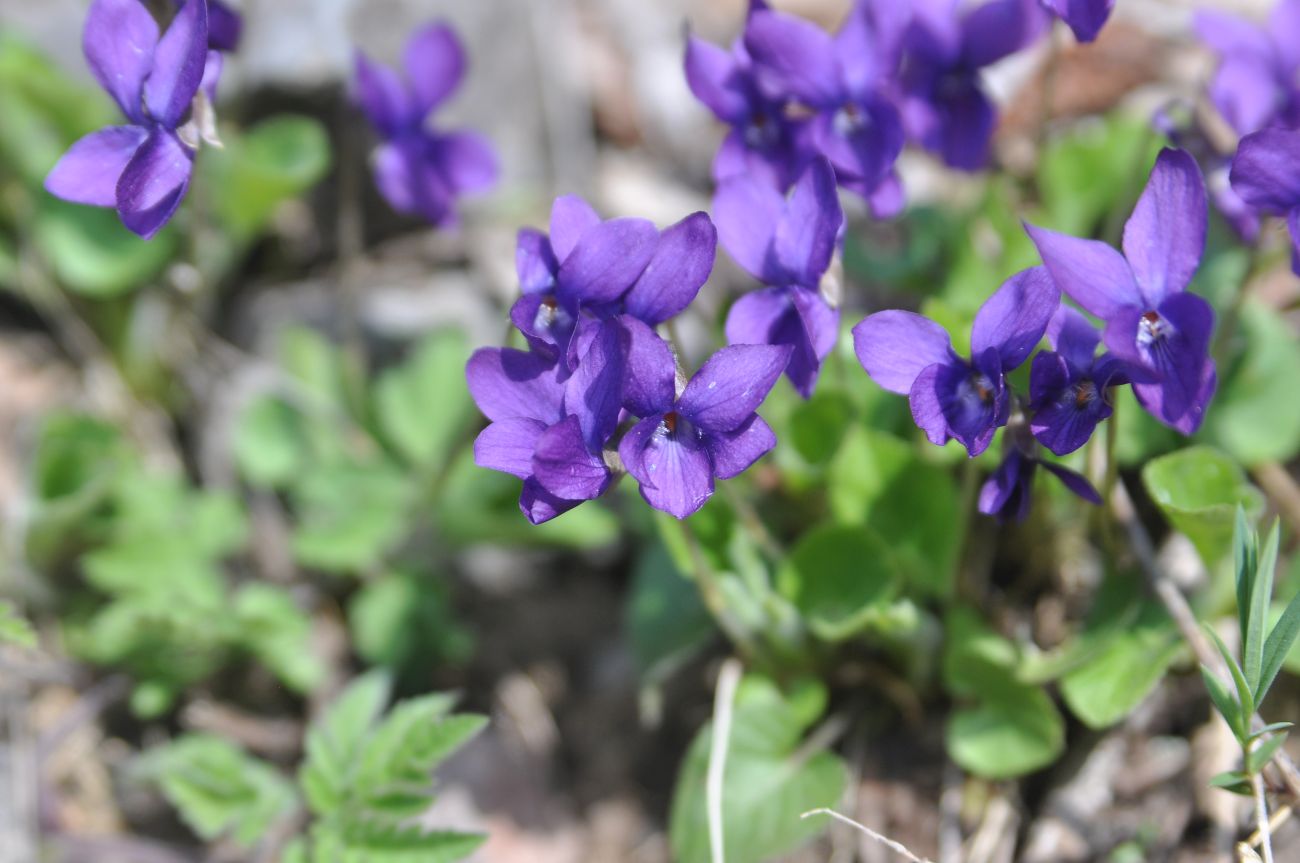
<box><xmin>1208</xmin><ymin>770</ymin><xmax>1253</xmax><ymax>795</ymax></box>
<box><xmin>787</xmin><ymin>390</ymin><xmax>855</xmax><ymax>466</ymax></box>
<box><xmin>777</xmin><ymin>524</ymin><xmax>898</xmax><ymax>641</ymax></box>
<box><xmin>301</xmin><ymin>672</ymin><xmax>393</xmax><ymax>816</ymax></box>
<box><xmin>1262</xmin><ymin>587</ymin><xmax>1300</xmax><ymax>704</ymax></box>
<box><xmin>1205</xmin><ymin>303</ymin><xmax>1300</xmax><ymax>464</ymax></box>
<box><xmin>148</xmin><ymin>734</ymin><xmax>298</xmax><ymax>849</ymax></box>
<box><xmin>942</xmin><ymin>606</ymin><xmax>1022</xmax><ymax>700</ymax></box>
<box><xmin>1235</xmin><ymin>507</ymin><xmax>1258</xmax><ymax>657</ymax></box>
<box><xmin>626</xmin><ymin>543</ymin><xmax>715</xmax><ymax>681</ymax></box>
<box><xmin>1200</xmin><ymin>663</ymin><xmax>1242</xmax><ymax>734</ymax></box>
<box><xmin>34</xmin><ymin>198</ymin><xmax>177</xmax><ymax>297</ymax></box>
<box><xmin>1141</xmin><ymin>446</ymin><xmax>1262</xmax><ymax>566</ymax></box>
<box><xmin>1036</xmin><ymin>115</ymin><xmax>1159</xmax><ymax>237</ymax></box>
<box><xmin>205</xmin><ymin>116</ymin><xmax>331</xmax><ymax>238</ymax></box>
<box><xmin>374</xmin><ymin>331</ymin><xmax>473</xmax><ymax>468</ymax></box>
<box><xmin>329</xmin><ymin>823</ymin><xmax>484</xmax><ymax>863</ymax></box>
<box><xmin>348</xmin><ymin>570</ymin><xmax>473</xmax><ymax>673</ymax></box>
<box><xmin>290</xmin><ymin>461</ymin><xmax>412</xmax><ymax>574</ymax></box>
<box><xmin>669</xmin><ymin>676</ymin><xmax>847</xmax><ymax>863</ymax></box>
<box><xmin>1243</xmin><ymin>520</ymin><xmax>1280</xmax><ymax>696</ymax></box>
<box><xmin>234</xmin><ymin>584</ymin><xmax>324</xmax><ymax>694</ymax></box>
<box><xmin>946</xmin><ymin>684</ymin><xmax>1065</xmax><ymax>779</ymax></box>
<box><xmin>0</xmin><ymin>601</ymin><xmax>36</xmax><ymax>648</ymax></box>
<box><xmin>353</xmin><ymin>698</ymin><xmax>485</xmax><ymax>819</ymax></box>
<box><xmin>1247</xmin><ymin>732</ymin><xmax>1288</xmax><ymax>775</ymax></box>
<box><xmin>1206</xmin><ymin>626</ymin><xmax>1254</xmax><ymax>737</ymax></box>
<box><xmin>234</xmin><ymin>396</ymin><xmax>306</xmax><ymax>487</ymax></box>
<box><xmin>1060</xmin><ymin>602</ymin><xmax>1180</xmax><ymax>729</ymax></box>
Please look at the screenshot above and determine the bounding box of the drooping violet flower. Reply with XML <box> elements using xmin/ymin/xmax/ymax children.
<box><xmin>978</xmin><ymin>421</ymin><xmax>1100</xmax><ymax>522</ymax></box>
<box><xmin>1039</xmin><ymin>0</ymin><xmax>1113</xmax><ymax>44</ymax></box>
<box><xmin>743</xmin><ymin>2</ymin><xmax>908</xmax><ymax>215</ymax></box>
<box><xmin>512</xmin><ymin>195</ymin><xmax>714</xmax><ymax>365</ymax></box>
<box><xmin>853</xmin><ymin>266</ymin><xmax>1060</xmax><ymax>456</ymax></box>
<box><xmin>685</xmin><ymin>1</ymin><xmax>813</xmax><ymax>190</ymax></box>
<box><xmin>176</xmin><ymin>0</ymin><xmax>240</xmax><ymax>51</ymax></box>
<box><xmin>619</xmin><ymin>344</ymin><xmax>791</xmax><ymax>519</ymax></box>
<box><xmin>466</xmin><ymin>346</ymin><xmax>612</xmax><ymax>525</ymax></box>
<box><xmin>1229</xmin><ymin>127</ymin><xmax>1300</xmax><ymax>274</ymax></box>
<box><xmin>354</xmin><ymin>22</ymin><xmax>498</xmax><ymax>227</ymax></box>
<box><xmin>44</xmin><ymin>0</ymin><xmax>216</xmax><ymax>239</ymax></box>
<box><xmin>1194</xmin><ymin>0</ymin><xmax>1300</xmax><ymax>136</ymax></box>
<box><xmin>1026</xmin><ymin>148</ymin><xmax>1217</xmax><ymax>435</ymax></box>
<box><xmin>899</xmin><ymin>0</ymin><xmax>1048</xmax><ymax>170</ymax></box>
<box><xmin>716</xmin><ymin>157</ymin><xmax>843</xmax><ymax>398</ymax></box>
<box><xmin>1028</xmin><ymin>307</ymin><xmax>1129</xmax><ymax>456</ymax></box>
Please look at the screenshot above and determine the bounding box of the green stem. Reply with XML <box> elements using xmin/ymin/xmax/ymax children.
<box><xmin>678</xmin><ymin>518</ymin><xmax>758</xmax><ymax>661</ymax></box>
<box><xmin>1252</xmin><ymin>763</ymin><xmax>1275</xmax><ymax>863</ymax></box>
<box><xmin>720</xmin><ymin>481</ymin><xmax>783</xmax><ymax>562</ymax></box>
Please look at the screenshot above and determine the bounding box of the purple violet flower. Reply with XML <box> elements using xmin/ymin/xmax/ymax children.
<box><xmin>1229</xmin><ymin>127</ymin><xmax>1300</xmax><ymax>274</ymax></box>
<box><xmin>716</xmin><ymin>157</ymin><xmax>843</xmax><ymax>398</ymax></box>
<box><xmin>978</xmin><ymin>429</ymin><xmax>1101</xmax><ymax>522</ymax></box>
<box><xmin>619</xmin><ymin>344</ymin><xmax>791</xmax><ymax>519</ymax></box>
<box><xmin>853</xmin><ymin>266</ymin><xmax>1060</xmax><ymax>456</ymax></box>
<box><xmin>742</xmin><ymin>2</ymin><xmax>907</xmax><ymax>214</ymax></box>
<box><xmin>354</xmin><ymin>22</ymin><xmax>498</xmax><ymax>227</ymax></box>
<box><xmin>44</xmin><ymin>0</ymin><xmax>217</xmax><ymax>239</ymax></box>
<box><xmin>1028</xmin><ymin>307</ymin><xmax>1129</xmax><ymax>456</ymax></box>
<box><xmin>176</xmin><ymin>0</ymin><xmax>241</xmax><ymax>51</ymax></box>
<box><xmin>466</xmin><ymin>346</ymin><xmax>612</xmax><ymax>525</ymax></box>
<box><xmin>1039</xmin><ymin>0</ymin><xmax>1113</xmax><ymax>44</ymax></box>
<box><xmin>1195</xmin><ymin>0</ymin><xmax>1300</xmax><ymax>136</ymax></box>
<box><xmin>512</xmin><ymin>196</ymin><xmax>715</xmax><ymax>367</ymax></box>
<box><xmin>685</xmin><ymin>1</ymin><xmax>813</xmax><ymax>190</ymax></box>
<box><xmin>899</xmin><ymin>0</ymin><xmax>1048</xmax><ymax>170</ymax></box>
<box><xmin>1026</xmin><ymin>148</ymin><xmax>1217</xmax><ymax>436</ymax></box>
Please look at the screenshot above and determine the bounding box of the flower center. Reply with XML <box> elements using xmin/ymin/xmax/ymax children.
<box><xmin>662</xmin><ymin>411</ymin><xmax>679</xmax><ymax>435</ymax></box>
<box><xmin>743</xmin><ymin>111</ymin><xmax>780</xmax><ymax>149</ymax></box>
<box><xmin>967</xmin><ymin>372</ymin><xmax>995</xmax><ymax>405</ymax></box>
<box><xmin>1073</xmin><ymin>379</ymin><xmax>1098</xmax><ymax>408</ymax></box>
<box><xmin>1137</xmin><ymin>310</ymin><xmax>1172</xmax><ymax>347</ymax></box>
<box><xmin>832</xmin><ymin>102</ymin><xmax>869</xmax><ymax>137</ymax></box>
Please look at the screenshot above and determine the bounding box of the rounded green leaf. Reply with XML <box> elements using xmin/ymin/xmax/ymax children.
<box><xmin>1205</xmin><ymin>303</ymin><xmax>1300</xmax><ymax>465</ymax></box>
<box><xmin>1141</xmin><ymin>446</ymin><xmax>1262</xmax><ymax>566</ymax></box>
<box><xmin>777</xmin><ymin>524</ymin><xmax>898</xmax><ymax>641</ymax></box>
<box><xmin>947</xmin><ymin>686</ymin><xmax>1065</xmax><ymax>779</ymax></box>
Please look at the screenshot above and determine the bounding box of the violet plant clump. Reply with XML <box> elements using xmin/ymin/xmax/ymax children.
<box><xmin>44</xmin><ymin>0</ymin><xmax>220</xmax><ymax>239</ymax></box>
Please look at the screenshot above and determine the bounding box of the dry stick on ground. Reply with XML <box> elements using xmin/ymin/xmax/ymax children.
<box><xmin>1110</xmin><ymin>478</ymin><xmax>1300</xmax><ymax>803</ymax></box>
<box><xmin>1253</xmin><ymin>462</ymin><xmax>1300</xmax><ymax>540</ymax></box>
<box><xmin>801</xmin><ymin>809</ymin><xmax>935</xmax><ymax>863</ymax></box>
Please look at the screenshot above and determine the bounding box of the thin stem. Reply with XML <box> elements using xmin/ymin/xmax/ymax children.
<box><xmin>1253</xmin><ymin>767</ymin><xmax>1275</xmax><ymax>863</ymax></box>
<box><xmin>720</xmin><ymin>481</ymin><xmax>783</xmax><ymax>561</ymax></box>
<box><xmin>707</xmin><ymin>658</ymin><xmax>743</xmax><ymax>863</ymax></box>
<box><xmin>677</xmin><ymin>518</ymin><xmax>758</xmax><ymax>660</ymax></box>
<box><xmin>1249</xmin><ymin>805</ymin><xmax>1293</xmax><ymax>849</ymax></box>
<box><xmin>800</xmin><ymin>809</ymin><xmax>934</xmax><ymax>863</ymax></box>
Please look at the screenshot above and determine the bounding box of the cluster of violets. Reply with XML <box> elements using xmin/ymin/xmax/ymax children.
<box><xmin>44</xmin><ymin>0</ymin><xmax>496</xmax><ymax>238</ymax></box>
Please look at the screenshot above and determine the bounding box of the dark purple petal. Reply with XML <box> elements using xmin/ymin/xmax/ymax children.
<box><xmin>355</xmin><ymin>52</ymin><xmax>415</xmax><ymax>137</ymax></box>
<box><xmin>429</xmin><ymin>131</ymin><xmax>498</xmax><ymax>194</ymax></box>
<box><xmin>960</xmin><ymin>0</ymin><xmax>1048</xmax><ymax>67</ymax></box>
<box><xmin>971</xmin><ymin>266</ymin><xmax>1059</xmax><ymax>371</ymax></box>
<box><xmin>1290</xmin><ymin>209</ymin><xmax>1300</xmax><ymax>276</ymax></box>
<box><xmin>677</xmin><ymin>344</ymin><xmax>793</xmax><ymax>433</ymax></box>
<box><xmin>200</xmin><ymin>49</ymin><xmax>222</xmax><ymax>103</ymax></box>
<box><xmin>978</xmin><ymin>450</ymin><xmax>1030</xmax><ymax>521</ymax></box>
<box><xmin>1044</xmin><ymin>0</ymin><xmax>1114</xmax><ymax>43</ymax></box>
<box><xmin>531</xmin><ymin>416</ymin><xmax>611</xmax><ymax>501</ymax></box>
<box><xmin>516</xmin><ymin>228</ymin><xmax>558</xmax><ymax>295</ymax></box>
<box><xmin>908</xmin><ymin>357</ymin><xmax>1005</xmax><ymax>456</ymax></box>
<box><xmin>772</xmin><ymin>157</ymin><xmax>842</xmax><ymax>287</ymax></box>
<box><xmin>684</xmin><ymin>35</ymin><xmax>748</xmax><ymax>122</ymax></box>
<box><xmin>207</xmin><ymin>0</ymin><xmax>242</xmax><ymax>51</ymax></box>
<box><xmin>787</xmin><ymin>287</ymin><xmax>840</xmax><ymax>398</ymax></box>
<box><xmin>404</xmin><ymin>22</ymin><xmax>465</xmax><ymax>114</ymax></box>
<box><xmin>45</xmin><ymin>126</ymin><xmax>148</xmax><ymax>207</ymax></box>
<box><xmin>726</xmin><ymin>286</ymin><xmax>790</xmax><ymax>348</ymax></box>
<box><xmin>1208</xmin><ymin>57</ymin><xmax>1286</xmax><ymax>136</ymax></box>
<box><xmin>853</xmin><ymin>310</ymin><xmax>953</xmax><ymax>395</ymax></box>
<box><xmin>1106</xmin><ymin>292</ymin><xmax>1215</xmax><ymax>432</ymax></box>
<box><xmin>1041</xmin><ymin>461</ymin><xmax>1103</xmax><ymax>504</ymax></box>
<box><xmin>620</xmin><ymin>316</ymin><xmax>677</xmax><ymax>418</ymax></box>
<box><xmin>519</xmin><ymin>477</ymin><xmax>582</xmax><ymax>525</ymax></box>
<box><xmin>509</xmin><ymin>294</ymin><xmax>575</xmax><ymax>361</ymax></box>
<box><xmin>812</xmin><ymin>98</ymin><xmax>905</xmax><ymax>189</ymax></box>
<box><xmin>833</xmin><ymin>0</ymin><xmax>907</xmax><ymax>97</ymax></box>
<box><xmin>932</xmin><ymin>79</ymin><xmax>996</xmax><ymax>171</ymax></box>
<box><xmin>555</xmin><ymin>217</ymin><xmax>658</xmax><ymax>308</ymax></box>
<box><xmin>1122</xmin><ymin>149</ymin><xmax>1206</xmax><ymax>305</ymax></box>
<box><xmin>725</xmin><ymin>287</ymin><xmax>833</xmax><ymax>399</ymax></box>
<box><xmin>1046</xmin><ymin>305</ymin><xmax>1100</xmax><ymax>370</ymax></box>
<box><xmin>563</xmin><ymin>321</ymin><xmax>626</xmax><ymax>451</ymax></box>
<box><xmin>1230</xmin><ymin>128</ymin><xmax>1300</xmax><ymax>213</ymax></box>
<box><xmin>144</xmin><ymin>0</ymin><xmax>208</xmax><ymax>128</ymax></box>
<box><xmin>474</xmin><ymin>417</ymin><xmax>548</xmax><ymax>479</ymax></box>
<box><xmin>1025</xmin><ymin>223</ymin><xmax>1140</xmax><ymax>320</ymax></box>
<box><xmin>706</xmin><ymin>413</ymin><xmax>777</xmax><ymax>480</ymax></box>
<box><xmin>549</xmin><ymin>195</ymin><xmax>602</xmax><ymax>262</ymax></box>
<box><xmin>371</xmin><ymin>137</ymin><xmax>456</xmax><ymax>225</ymax></box>
<box><xmin>83</xmin><ymin>0</ymin><xmax>159</xmax><ymax>123</ymax></box>
<box><xmin>115</xmin><ymin>128</ymin><xmax>193</xmax><ymax>238</ymax></box>
<box><xmin>466</xmin><ymin>347</ymin><xmax>564</xmax><ymax>424</ymax></box>
<box><xmin>624</xmin><ymin>211</ymin><xmax>717</xmax><ymax>325</ymax></box>
<box><xmin>619</xmin><ymin>415</ymin><xmax>715</xmax><ymax>519</ymax></box>
<box><xmin>743</xmin><ymin>10</ymin><xmax>842</xmax><ymax>107</ymax></box>
<box><xmin>713</xmin><ymin>175</ymin><xmax>784</xmax><ymax>282</ymax></box>
<box><xmin>1029</xmin><ymin>352</ymin><xmax>1111</xmax><ymax>456</ymax></box>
